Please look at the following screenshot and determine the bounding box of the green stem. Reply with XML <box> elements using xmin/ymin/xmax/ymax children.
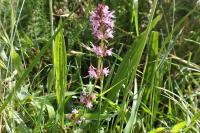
<box><xmin>49</xmin><ymin>0</ymin><xmax>53</xmax><ymax>36</ymax></box>
<box><xmin>97</xmin><ymin>39</ymin><xmax>104</xmax><ymax>131</ymax></box>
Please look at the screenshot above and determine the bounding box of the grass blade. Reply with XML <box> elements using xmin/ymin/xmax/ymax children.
<box><xmin>131</xmin><ymin>0</ymin><xmax>139</xmax><ymax>36</ymax></box>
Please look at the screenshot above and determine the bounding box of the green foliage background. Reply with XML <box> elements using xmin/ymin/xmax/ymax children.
<box><xmin>0</xmin><ymin>0</ymin><xmax>199</xmax><ymax>132</ymax></box>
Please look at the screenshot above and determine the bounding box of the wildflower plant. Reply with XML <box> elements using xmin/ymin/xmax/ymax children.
<box><xmin>86</xmin><ymin>3</ymin><xmax>115</xmax><ymax>112</ymax></box>
<box><xmin>67</xmin><ymin>3</ymin><xmax>115</xmax><ymax>127</ymax></box>
<box><xmin>75</xmin><ymin>3</ymin><xmax>115</xmax><ymax>127</ymax></box>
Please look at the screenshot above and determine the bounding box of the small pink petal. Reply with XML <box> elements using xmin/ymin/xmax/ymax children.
<box><xmin>103</xmin><ymin>67</ymin><xmax>109</xmax><ymax>77</ymax></box>
<box><xmin>92</xmin><ymin>45</ymin><xmax>103</xmax><ymax>56</ymax></box>
<box><xmin>76</xmin><ymin>120</ymin><xmax>82</xmax><ymax>124</ymax></box>
<box><xmin>72</xmin><ymin>109</ymin><xmax>78</xmax><ymax>114</ymax></box>
<box><xmin>106</xmin><ymin>48</ymin><xmax>112</xmax><ymax>56</ymax></box>
<box><xmin>90</xmin><ymin>93</ymin><xmax>96</xmax><ymax>100</ymax></box>
<box><xmin>80</xmin><ymin>95</ymin><xmax>85</xmax><ymax>103</ymax></box>
<box><xmin>86</xmin><ymin>101</ymin><xmax>93</xmax><ymax>109</ymax></box>
<box><xmin>88</xmin><ymin>65</ymin><xmax>98</xmax><ymax>79</ymax></box>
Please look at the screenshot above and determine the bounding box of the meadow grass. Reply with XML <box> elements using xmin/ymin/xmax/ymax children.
<box><xmin>0</xmin><ymin>0</ymin><xmax>200</xmax><ymax>132</ymax></box>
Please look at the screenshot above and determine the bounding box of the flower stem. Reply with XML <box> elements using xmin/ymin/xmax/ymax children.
<box><xmin>97</xmin><ymin>39</ymin><xmax>105</xmax><ymax>130</ymax></box>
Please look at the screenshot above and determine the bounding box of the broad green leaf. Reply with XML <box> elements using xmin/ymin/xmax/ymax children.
<box><xmin>148</xmin><ymin>127</ymin><xmax>166</xmax><ymax>133</ymax></box>
<box><xmin>105</xmin><ymin>33</ymin><xmax>143</xmax><ymax>102</ymax></box>
<box><xmin>171</xmin><ymin>121</ymin><xmax>186</xmax><ymax>133</ymax></box>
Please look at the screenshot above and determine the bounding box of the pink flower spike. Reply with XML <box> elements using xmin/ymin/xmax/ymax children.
<box><xmin>103</xmin><ymin>67</ymin><xmax>110</xmax><ymax>77</ymax></box>
<box><xmin>88</xmin><ymin>65</ymin><xmax>98</xmax><ymax>79</ymax></box>
<box><xmin>90</xmin><ymin>3</ymin><xmax>115</xmax><ymax>40</ymax></box>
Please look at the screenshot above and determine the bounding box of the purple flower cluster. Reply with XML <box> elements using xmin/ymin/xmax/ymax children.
<box><xmin>91</xmin><ymin>44</ymin><xmax>112</xmax><ymax>57</ymax></box>
<box><xmin>67</xmin><ymin>109</ymin><xmax>85</xmax><ymax>124</ymax></box>
<box><xmin>88</xmin><ymin>65</ymin><xmax>109</xmax><ymax>79</ymax></box>
<box><xmin>80</xmin><ymin>92</ymin><xmax>96</xmax><ymax>109</ymax></box>
<box><xmin>90</xmin><ymin>4</ymin><xmax>115</xmax><ymax>40</ymax></box>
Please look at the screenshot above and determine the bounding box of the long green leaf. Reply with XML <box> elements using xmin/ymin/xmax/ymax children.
<box><xmin>53</xmin><ymin>19</ymin><xmax>67</xmax><ymax>127</ymax></box>
<box><xmin>148</xmin><ymin>127</ymin><xmax>166</xmax><ymax>133</ymax></box>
